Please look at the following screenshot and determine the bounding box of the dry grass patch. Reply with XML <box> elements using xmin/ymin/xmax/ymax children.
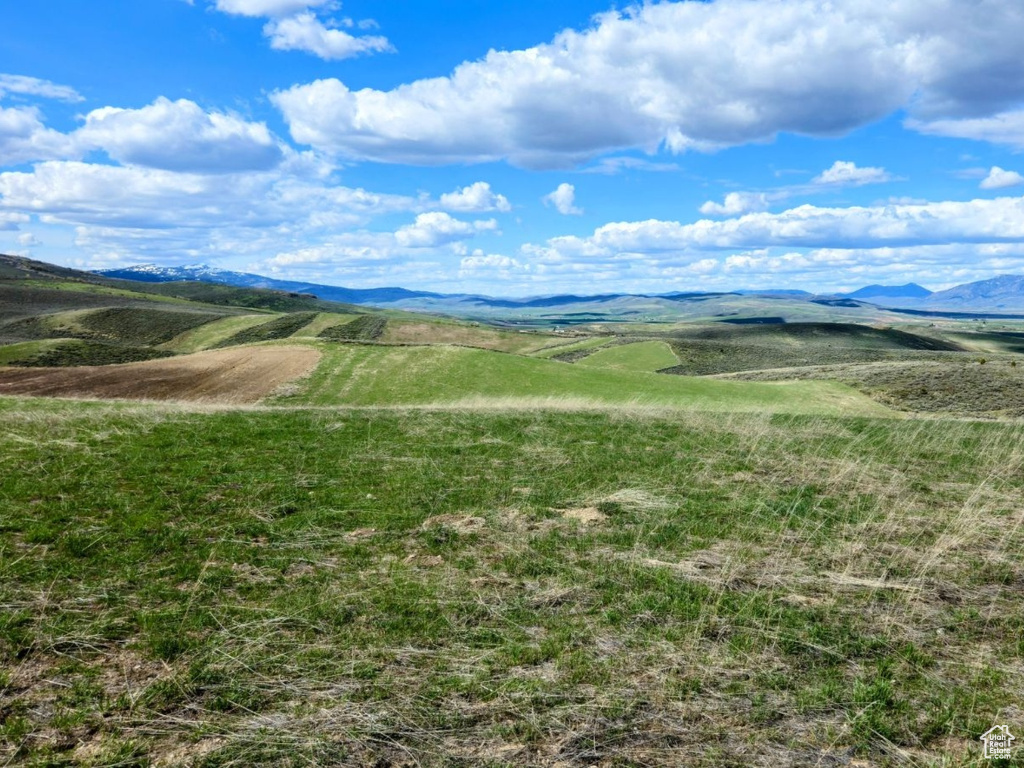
<box><xmin>731</xmin><ymin>358</ymin><xmax>1024</xmax><ymax>418</ymax></box>
<box><xmin>561</xmin><ymin>507</ymin><xmax>607</xmax><ymax>525</ymax></box>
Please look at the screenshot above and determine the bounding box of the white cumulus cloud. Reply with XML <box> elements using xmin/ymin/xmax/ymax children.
<box><xmin>75</xmin><ymin>98</ymin><xmax>284</xmax><ymax>173</ymax></box>
<box><xmin>909</xmin><ymin>109</ymin><xmax>1024</xmax><ymax>151</ymax></box>
<box><xmin>394</xmin><ymin>212</ymin><xmax>497</xmax><ymax>248</ymax></box>
<box><xmin>543</xmin><ymin>183</ymin><xmax>582</xmax><ymax>215</ymax></box>
<box><xmin>0</xmin><ymin>160</ymin><xmax>421</xmax><ymax>249</ymax></box>
<box><xmin>0</xmin><ymin>74</ymin><xmax>83</xmax><ymax>103</ymax></box>
<box><xmin>264</xmin><ymin>12</ymin><xmax>392</xmax><ymax>60</ymax></box>
<box><xmin>212</xmin><ymin>1</ymin><xmax>391</xmax><ymax>61</ymax></box>
<box><xmin>440</xmin><ymin>182</ymin><xmax>511</xmax><ymax>213</ymax></box>
<box><xmin>536</xmin><ymin>196</ymin><xmax>1024</xmax><ymax>258</ymax></box>
<box><xmin>272</xmin><ymin>0</ymin><xmax>1024</xmax><ymax>167</ymax></box>
<box><xmin>980</xmin><ymin>166</ymin><xmax>1024</xmax><ymax>190</ymax></box>
<box><xmin>0</xmin><ymin>106</ymin><xmax>78</xmax><ymax>166</ymax></box>
<box><xmin>812</xmin><ymin>161</ymin><xmax>892</xmax><ymax>186</ymax></box>
<box><xmin>459</xmin><ymin>251</ymin><xmax>528</xmax><ymax>276</ymax></box>
<box><xmin>0</xmin><ymin>211</ymin><xmax>29</xmax><ymax>231</ymax></box>
<box><xmin>213</xmin><ymin>0</ymin><xmax>332</xmax><ymax>17</ymax></box>
<box><xmin>0</xmin><ymin>98</ymin><xmax>288</xmax><ymax>172</ymax></box>
<box><xmin>700</xmin><ymin>192</ymin><xmax>770</xmax><ymax>216</ymax></box>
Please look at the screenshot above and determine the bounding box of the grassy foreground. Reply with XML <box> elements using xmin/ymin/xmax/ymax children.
<box><xmin>1</xmin><ymin>398</ymin><xmax>1022</xmax><ymax>766</ymax></box>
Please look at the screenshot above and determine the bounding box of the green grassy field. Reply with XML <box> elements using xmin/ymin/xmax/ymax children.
<box><xmin>8</xmin><ymin>279</ymin><xmax>226</xmax><ymax>309</ymax></box>
<box><xmin>529</xmin><ymin>336</ymin><xmax>613</xmax><ymax>359</ymax></box>
<box><xmin>1</xmin><ymin>399</ymin><xmax>1020</xmax><ymax>766</ymax></box>
<box><xmin>318</xmin><ymin>315</ymin><xmax>388</xmax><ymax>342</ymax></box>
<box><xmin>160</xmin><ymin>314</ymin><xmax>274</xmax><ymax>353</ymax></box>
<box><xmin>212</xmin><ymin>313</ymin><xmax>319</xmax><ymax>349</ymax></box>
<box><xmin>277</xmin><ymin>342</ymin><xmax>890</xmax><ymax>415</ymax></box>
<box><xmin>161</xmin><ymin>309</ymin><xmax>354</xmax><ymax>358</ymax></box>
<box><xmin>380</xmin><ymin>319</ymin><xmax>570</xmax><ymax>354</ymax></box>
<box><xmin>288</xmin><ymin>312</ymin><xmax>362</xmax><ymax>338</ymax></box>
<box><xmin>577</xmin><ymin>340</ymin><xmax>680</xmax><ymax>372</ymax></box>
<box><xmin>0</xmin><ymin>306</ymin><xmax>238</xmax><ymax>366</ymax></box>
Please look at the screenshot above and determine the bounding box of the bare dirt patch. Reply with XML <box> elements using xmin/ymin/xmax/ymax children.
<box><xmin>421</xmin><ymin>514</ymin><xmax>487</xmax><ymax>533</ymax></box>
<box><xmin>562</xmin><ymin>506</ymin><xmax>607</xmax><ymax>525</ymax></box>
<box><xmin>403</xmin><ymin>553</ymin><xmax>445</xmax><ymax>567</ymax></box>
<box><xmin>0</xmin><ymin>345</ymin><xmax>320</xmax><ymax>404</ymax></box>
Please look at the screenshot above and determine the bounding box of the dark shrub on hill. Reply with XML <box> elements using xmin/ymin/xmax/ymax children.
<box><xmin>0</xmin><ymin>307</ymin><xmax>222</xmax><ymax>346</ymax></box>
<box><xmin>213</xmin><ymin>312</ymin><xmax>318</xmax><ymax>348</ymax></box>
<box><xmin>11</xmin><ymin>340</ymin><xmax>175</xmax><ymax>367</ymax></box>
<box><xmin>78</xmin><ymin>308</ymin><xmax>222</xmax><ymax>345</ymax></box>
<box><xmin>318</xmin><ymin>315</ymin><xmax>387</xmax><ymax>341</ymax></box>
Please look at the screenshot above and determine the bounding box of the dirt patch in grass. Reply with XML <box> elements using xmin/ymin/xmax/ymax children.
<box><xmin>562</xmin><ymin>506</ymin><xmax>607</xmax><ymax>525</ymax></box>
<box><xmin>0</xmin><ymin>345</ymin><xmax>320</xmax><ymax>403</ymax></box>
<box><xmin>550</xmin><ymin>346</ymin><xmax>609</xmax><ymax>363</ymax></box>
<box><xmin>421</xmin><ymin>514</ymin><xmax>487</xmax><ymax>533</ymax></box>
<box><xmin>1</xmin><ymin>648</ymin><xmax>176</xmax><ymax>762</ymax></box>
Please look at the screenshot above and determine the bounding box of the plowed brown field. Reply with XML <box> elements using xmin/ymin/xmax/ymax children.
<box><xmin>0</xmin><ymin>346</ymin><xmax>320</xmax><ymax>404</ymax></box>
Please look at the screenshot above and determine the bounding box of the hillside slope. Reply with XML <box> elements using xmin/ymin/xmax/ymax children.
<box><xmin>0</xmin><ymin>254</ymin><xmax>368</xmax><ymax>315</ymax></box>
<box><xmin>278</xmin><ymin>342</ymin><xmax>890</xmax><ymax>415</ymax></box>
<box><xmin>662</xmin><ymin>322</ymin><xmax>966</xmax><ymax>375</ymax></box>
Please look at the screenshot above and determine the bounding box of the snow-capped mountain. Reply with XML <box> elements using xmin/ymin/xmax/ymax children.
<box><xmin>99</xmin><ymin>264</ymin><xmax>237</xmax><ymax>282</ymax></box>
<box><xmin>93</xmin><ymin>264</ymin><xmax>449</xmax><ymax>305</ymax></box>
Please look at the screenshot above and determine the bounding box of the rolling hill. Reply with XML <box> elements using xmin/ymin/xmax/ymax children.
<box><xmin>4</xmin><ymin>252</ymin><xmax>1024</xmax><ymax>419</ymax></box>
<box><xmin>94</xmin><ymin>263</ymin><xmax>450</xmax><ymax>305</ymax></box>
<box><xmin>272</xmin><ymin>341</ymin><xmax>888</xmax><ymax>415</ymax></box>
<box><xmin>0</xmin><ymin>254</ymin><xmax>382</xmax><ymax>367</ymax></box>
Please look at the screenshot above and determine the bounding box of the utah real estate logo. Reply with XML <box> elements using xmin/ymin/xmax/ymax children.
<box><xmin>980</xmin><ymin>725</ymin><xmax>1015</xmax><ymax>760</ymax></box>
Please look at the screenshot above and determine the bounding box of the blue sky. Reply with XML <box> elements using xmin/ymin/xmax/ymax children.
<box><xmin>3</xmin><ymin>0</ymin><xmax>1024</xmax><ymax>295</ymax></box>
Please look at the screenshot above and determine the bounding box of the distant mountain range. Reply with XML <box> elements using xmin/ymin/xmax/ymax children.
<box><xmin>93</xmin><ymin>264</ymin><xmax>1024</xmax><ymax>314</ymax></box>
<box><xmin>94</xmin><ymin>264</ymin><xmax>450</xmax><ymax>305</ymax></box>
<box><xmin>835</xmin><ymin>276</ymin><xmax>1024</xmax><ymax>312</ymax></box>
<box><xmin>926</xmin><ymin>274</ymin><xmax>1024</xmax><ymax>309</ymax></box>
<box><xmin>841</xmin><ymin>283</ymin><xmax>932</xmax><ymax>301</ymax></box>
<box><xmin>93</xmin><ymin>264</ymin><xmax>755</xmax><ymax>310</ymax></box>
